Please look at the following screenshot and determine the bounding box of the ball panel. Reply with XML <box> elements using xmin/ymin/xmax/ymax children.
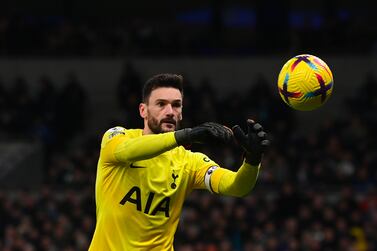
<box><xmin>277</xmin><ymin>54</ymin><xmax>334</xmax><ymax>111</ymax></box>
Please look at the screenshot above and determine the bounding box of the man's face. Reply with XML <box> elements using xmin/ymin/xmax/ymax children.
<box><xmin>140</xmin><ymin>87</ymin><xmax>183</xmax><ymax>134</ymax></box>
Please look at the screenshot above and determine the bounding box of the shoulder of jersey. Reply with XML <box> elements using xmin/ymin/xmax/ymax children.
<box><xmin>104</xmin><ymin>126</ymin><xmax>127</xmax><ymax>139</ymax></box>
<box><xmin>101</xmin><ymin>126</ymin><xmax>127</xmax><ymax>146</ymax></box>
<box><xmin>102</xmin><ymin>126</ymin><xmax>126</xmax><ymax>145</ymax></box>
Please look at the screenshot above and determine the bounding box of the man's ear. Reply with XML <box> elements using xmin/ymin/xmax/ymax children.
<box><xmin>139</xmin><ymin>103</ymin><xmax>147</xmax><ymax>118</ymax></box>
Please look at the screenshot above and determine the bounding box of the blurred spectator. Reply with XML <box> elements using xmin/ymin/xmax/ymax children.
<box><xmin>0</xmin><ymin>7</ymin><xmax>377</xmax><ymax>57</ymax></box>
<box><xmin>7</xmin><ymin>77</ymin><xmax>35</xmax><ymax>134</ymax></box>
<box><xmin>33</xmin><ymin>76</ymin><xmax>58</xmax><ymax>150</ymax></box>
<box><xmin>55</xmin><ymin>73</ymin><xmax>86</xmax><ymax>145</ymax></box>
<box><xmin>116</xmin><ymin>62</ymin><xmax>143</xmax><ymax>128</ymax></box>
<box><xmin>0</xmin><ymin>66</ymin><xmax>376</xmax><ymax>251</ymax></box>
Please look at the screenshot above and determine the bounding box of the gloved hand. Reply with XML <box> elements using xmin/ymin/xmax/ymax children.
<box><xmin>232</xmin><ymin>119</ymin><xmax>270</xmax><ymax>165</ymax></box>
<box><xmin>175</xmin><ymin>122</ymin><xmax>233</xmax><ymax>145</ymax></box>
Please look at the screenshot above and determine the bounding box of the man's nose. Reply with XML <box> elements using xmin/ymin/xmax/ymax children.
<box><xmin>165</xmin><ymin>104</ymin><xmax>174</xmax><ymax>114</ymax></box>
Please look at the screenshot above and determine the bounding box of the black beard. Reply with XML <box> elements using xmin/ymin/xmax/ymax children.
<box><xmin>147</xmin><ymin>116</ymin><xmax>179</xmax><ymax>134</ymax></box>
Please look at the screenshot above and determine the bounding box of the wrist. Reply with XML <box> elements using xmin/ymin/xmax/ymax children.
<box><xmin>174</xmin><ymin>128</ymin><xmax>192</xmax><ymax>145</ymax></box>
<box><xmin>244</xmin><ymin>152</ymin><xmax>262</xmax><ymax>166</ymax></box>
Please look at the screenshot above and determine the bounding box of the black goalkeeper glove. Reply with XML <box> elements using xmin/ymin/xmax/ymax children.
<box><xmin>232</xmin><ymin>119</ymin><xmax>270</xmax><ymax>165</ymax></box>
<box><xmin>175</xmin><ymin>122</ymin><xmax>233</xmax><ymax>145</ymax></box>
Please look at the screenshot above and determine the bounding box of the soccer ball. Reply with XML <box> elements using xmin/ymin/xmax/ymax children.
<box><xmin>277</xmin><ymin>54</ymin><xmax>334</xmax><ymax>111</ymax></box>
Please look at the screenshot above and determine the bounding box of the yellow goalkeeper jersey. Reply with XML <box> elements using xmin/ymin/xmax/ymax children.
<box><xmin>89</xmin><ymin>126</ymin><xmax>219</xmax><ymax>251</ymax></box>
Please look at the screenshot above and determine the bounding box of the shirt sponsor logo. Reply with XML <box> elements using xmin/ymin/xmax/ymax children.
<box><xmin>119</xmin><ymin>186</ymin><xmax>170</xmax><ymax>217</ymax></box>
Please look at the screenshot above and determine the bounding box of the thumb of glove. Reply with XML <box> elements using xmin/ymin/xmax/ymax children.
<box><xmin>232</xmin><ymin>125</ymin><xmax>248</xmax><ymax>151</ymax></box>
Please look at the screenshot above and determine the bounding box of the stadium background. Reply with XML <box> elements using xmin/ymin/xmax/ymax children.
<box><xmin>1</xmin><ymin>1</ymin><xmax>377</xmax><ymax>250</ymax></box>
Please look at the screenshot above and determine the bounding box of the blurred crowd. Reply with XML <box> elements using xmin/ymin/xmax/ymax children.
<box><xmin>0</xmin><ymin>73</ymin><xmax>86</xmax><ymax>148</ymax></box>
<box><xmin>1</xmin><ymin>65</ymin><xmax>377</xmax><ymax>251</ymax></box>
<box><xmin>1</xmin><ymin>5</ymin><xmax>377</xmax><ymax>57</ymax></box>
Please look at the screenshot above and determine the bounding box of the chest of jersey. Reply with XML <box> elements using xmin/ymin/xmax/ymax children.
<box><xmin>114</xmin><ymin>150</ymin><xmax>190</xmax><ymax>218</ymax></box>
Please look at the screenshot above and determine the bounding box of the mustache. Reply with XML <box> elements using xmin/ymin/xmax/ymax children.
<box><xmin>160</xmin><ymin>118</ymin><xmax>177</xmax><ymax>125</ymax></box>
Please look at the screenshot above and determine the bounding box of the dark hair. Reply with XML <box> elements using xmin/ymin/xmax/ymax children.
<box><xmin>142</xmin><ymin>73</ymin><xmax>184</xmax><ymax>103</ymax></box>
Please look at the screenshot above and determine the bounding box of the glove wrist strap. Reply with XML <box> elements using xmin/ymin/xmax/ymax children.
<box><xmin>244</xmin><ymin>152</ymin><xmax>262</xmax><ymax>166</ymax></box>
<box><xmin>174</xmin><ymin>128</ymin><xmax>192</xmax><ymax>145</ymax></box>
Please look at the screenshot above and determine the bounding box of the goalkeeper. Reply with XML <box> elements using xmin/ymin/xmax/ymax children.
<box><xmin>89</xmin><ymin>73</ymin><xmax>270</xmax><ymax>251</ymax></box>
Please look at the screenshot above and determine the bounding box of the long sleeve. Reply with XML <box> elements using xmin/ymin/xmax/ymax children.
<box><xmin>114</xmin><ymin>132</ymin><xmax>178</xmax><ymax>163</ymax></box>
<box><xmin>209</xmin><ymin>160</ymin><xmax>260</xmax><ymax>197</ymax></box>
<box><xmin>101</xmin><ymin>127</ymin><xmax>178</xmax><ymax>164</ymax></box>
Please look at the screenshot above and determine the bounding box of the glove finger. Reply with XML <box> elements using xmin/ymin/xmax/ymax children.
<box><xmin>261</xmin><ymin>139</ymin><xmax>270</xmax><ymax>147</ymax></box>
<box><xmin>252</xmin><ymin>123</ymin><xmax>263</xmax><ymax>133</ymax></box>
<box><xmin>221</xmin><ymin>125</ymin><xmax>234</xmax><ymax>142</ymax></box>
<box><xmin>205</xmin><ymin>122</ymin><xmax>233</xmax><ymax>142</ymax></box>
<box><xmin>215</xmin><ymin>126</ymin><xmax>233</xmax><ymax>142</ymax></box>
<box><xmin>223</xmin><ymin>125</ymin><xmax>233</xmax><ymax>134</ymax></box>
<box><xmin>232</xmin><ymin>125</ymin><xmax>248</xmax><ymax>147</ymax></box>
<box><xmin>261</xmin><ymin>139</ymin><xmax>270</xmax><ymax>152</ymax></box>
<box><xmin>246</xmin><ymin>119</ymin><xmax>255</xmax><ymax>136</ymax></box>
<box><xmin>202</xmin><ymin>122</ymin><xmax>220</xmax><ymax>137</ymax></box>
<box><xmin>201</xmin><ymin>122</ymin><xmax>215</xmax><ymax>130</ymax></box>
<box><xmin>247</xmin><ymin>119</ymin><xmax>263</xmax><ymax>134</ymax></box>
<box><xmin>257</xmin><ymin>131</ymin><xmax>267</xmax><ymax>140</ymax></box>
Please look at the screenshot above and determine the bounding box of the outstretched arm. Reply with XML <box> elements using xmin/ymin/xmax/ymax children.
<box><xmin>206</xmin><ymin>161</ymin><xmax>260</xmax><ymax>197</ymax></box>
<box><xmin>205</xmin><ymin>120</ymin><xmax>269</xmax><ymax>197</ymax></box>
<box><xmin>113</xmin><ymin>132</ymin><xmax>177</xmax><ymax>163</ymax></box>
<box><xmin>102</xmin><ymin>123</ymin><xmax>233</xmax><ymax>163</ymax></box>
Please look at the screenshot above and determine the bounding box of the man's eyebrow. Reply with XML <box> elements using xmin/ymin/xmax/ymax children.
<box><xmin>155</xmin><ymin>99</ymin><xmax>182</xmax><ymax>103</ymax></box>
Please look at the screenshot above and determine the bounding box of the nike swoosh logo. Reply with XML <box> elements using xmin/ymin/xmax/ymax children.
<box><xmin>129</xmin><ymin>163</ymin><xmax>146</xmax><ymax>169</ymax></box>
